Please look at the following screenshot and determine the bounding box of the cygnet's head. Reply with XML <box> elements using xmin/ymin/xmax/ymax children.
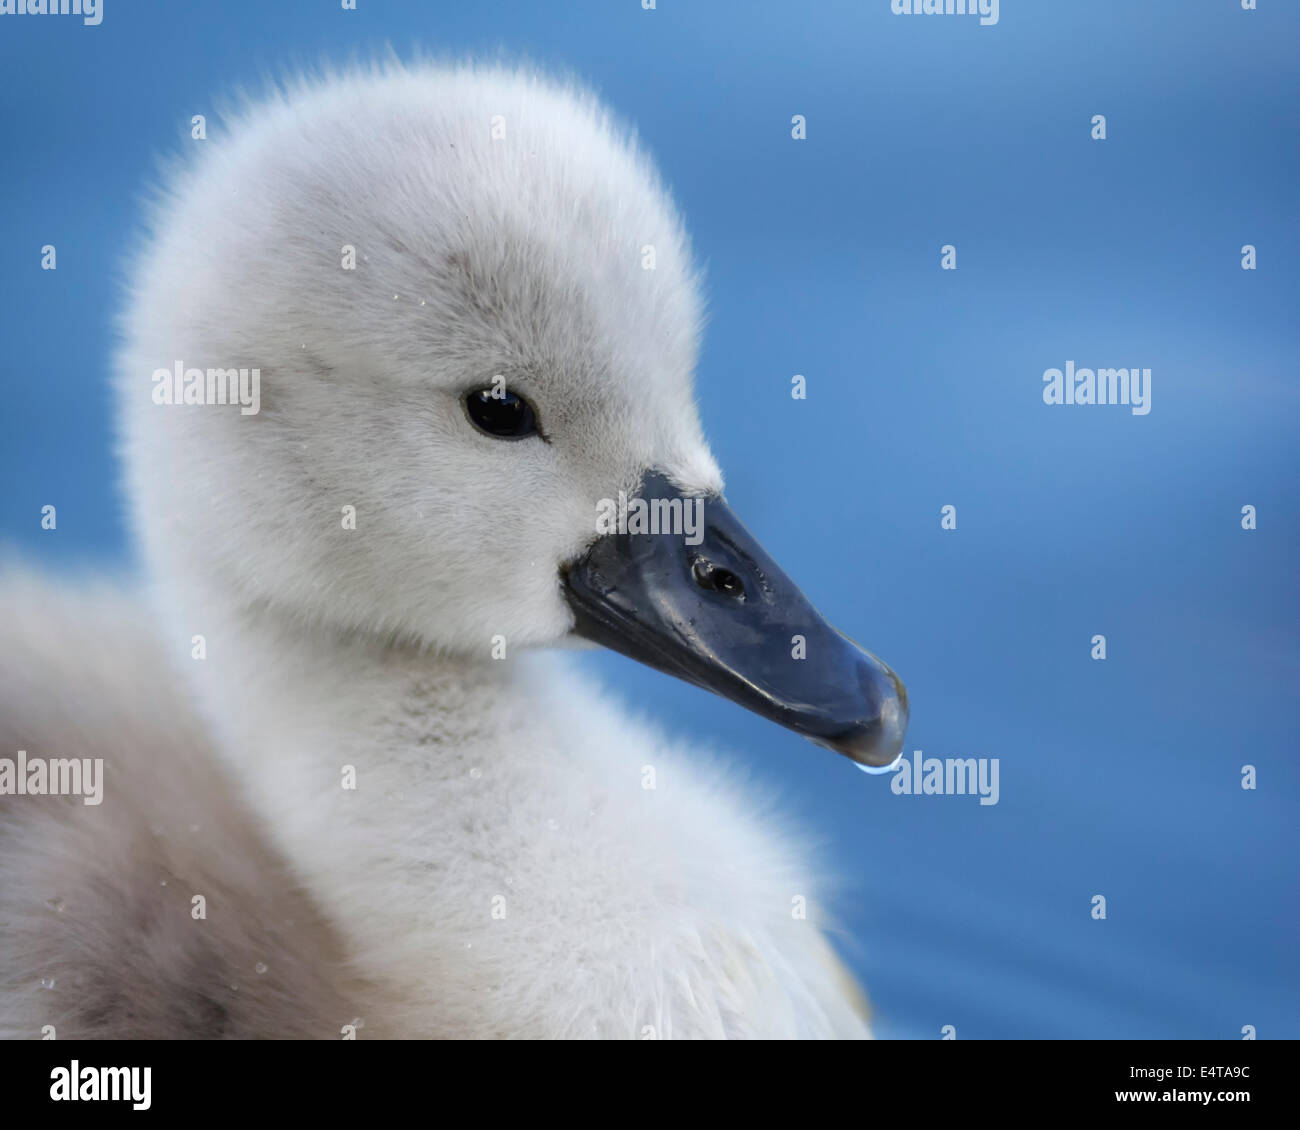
<box><xmin>118</xmin><ymin>63</ymin><xmax>906</xmax><ymax>767</ymax></box>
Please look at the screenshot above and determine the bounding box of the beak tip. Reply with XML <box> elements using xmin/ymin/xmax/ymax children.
<box><xmin>816</xmin><ymin>661</ymin><xmax>909</xmax><ymax>771</ymax></box>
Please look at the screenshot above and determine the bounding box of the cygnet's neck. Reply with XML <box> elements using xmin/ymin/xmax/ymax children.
<box><xmin>164</xmin><ymin>583</ymin><xmax>859</xmax><ymax>1038</ymax></box>
<box><xmin>189</xmin><ymin>596</ymin><xmax>553</xmax><ymax>1034</ymax></box>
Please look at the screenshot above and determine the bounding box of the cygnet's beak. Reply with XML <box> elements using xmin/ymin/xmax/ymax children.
<box><xmin>560</xmin><ymin>471</ymin><xmax>908</xmax><ymax>769</ymax></box>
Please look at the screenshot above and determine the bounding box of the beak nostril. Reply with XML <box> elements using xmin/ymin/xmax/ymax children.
<box><xmin>691</xmin><ymin>557</ymin><xmax>745</xmax><ymax>600</ymax></box>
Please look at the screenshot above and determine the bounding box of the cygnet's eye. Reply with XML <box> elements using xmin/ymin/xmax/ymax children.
<box><xmin>463</xmin><ymin>387</ymin><xmax>539</xmax><ymax>440</ymax></box>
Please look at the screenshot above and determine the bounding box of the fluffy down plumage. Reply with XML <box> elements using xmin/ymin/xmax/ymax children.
<box><xmin>0</xmin><ymin>62</ymin><xmax>870</xmax><ymax>1039</ymax></box>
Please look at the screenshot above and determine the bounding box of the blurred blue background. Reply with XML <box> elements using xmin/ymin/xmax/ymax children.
<box><xmin>1</xmin><ymin>0</ymin><xmax>1296</xmax><ymax>1039</ymax></box>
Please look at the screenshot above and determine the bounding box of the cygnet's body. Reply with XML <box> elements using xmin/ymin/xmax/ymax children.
<box><xmin>0</xmin><ymin>64</ymin><xmax>905</xmax><ymax>1039</ymax></box>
